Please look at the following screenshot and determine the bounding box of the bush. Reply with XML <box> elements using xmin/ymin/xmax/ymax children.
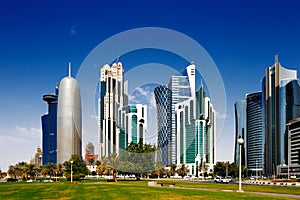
<box><xmin>65</xmin><ymin>173</ymin><xmax>85</xmax><ymax>181</ymax></box>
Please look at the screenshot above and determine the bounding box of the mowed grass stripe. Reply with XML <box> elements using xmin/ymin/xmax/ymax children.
<box><xmin>0</xmin><ymin>180</ymin><xmax>299</xmax><ymax>199</ymax></box>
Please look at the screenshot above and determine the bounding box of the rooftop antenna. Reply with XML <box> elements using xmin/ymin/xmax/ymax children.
<box><xmin>68</xmin><ymin>62</ymin><xmax>71</xmax><ymax>77</ymax></box>
<box><xmin>275</xmin><ymin>54</ymin><xmax>279</xmax><ymax>64</ymax></box>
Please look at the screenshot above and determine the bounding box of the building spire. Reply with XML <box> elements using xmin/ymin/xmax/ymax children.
<box><xmin>68</xmin><ymin>62</ymin><xmax>71</xmax><ymax>77</ymax></box>
<box><xmin>275</xmin><ymin>54</ymin><xmax>279</xmax><ymax>64</ymax></box>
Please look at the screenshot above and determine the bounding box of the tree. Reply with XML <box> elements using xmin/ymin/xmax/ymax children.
<box><xmin>170</xmin><ymin>164</ymin><xmax>177</xmax><ymax>177</ymax></box>
<box><xmin>96</xmin><ymin>160</ymin><xmax>108</xmax><ymax>177</ymax></box>
<box><xmin>63</xmin><ymin>154</ymin><xmax>89</xmax><ymax>181</ymax></box>
<box><xmin>119</xmin><ymin>141</ymin><xmax>156</xmax><ymax>178</ymax></box>
<box><xmin>8</xmin><ymin>165</ymin><xmax>17</xmax><ymax>179</ymax></box>
<box><xmin>42</xmin><ymin>162</ymin><xmax>56</xmax><ymax>178</ymax></box>
<box><xmin>213</xmin><ymin>162</ymin><xmax>226</xmax><ymax>177</ymax></box>
<box><xmin>177</xmin><ymin>164</ymin><xmax>189</xmax><ymax>178</ymax></box>
<box><xmin>25</xmin><ymin>164</ymin><xmax>39</xmax><ymax>179</ymax></box>
<box><xmin>88</xmin><ymin>158</ymin><xmax>95</xmax><ymax>166</ymax></box>
<box><xmin>103</xmin><ymin>153</ymin><xmax>120</xmax><ymax>182</ymax></box>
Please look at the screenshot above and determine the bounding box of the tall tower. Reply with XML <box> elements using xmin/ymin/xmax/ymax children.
<box><xmin>246</xmin><ymin>92</ymin><xmax>264</xmax><ymax>176</ymax></box>
<box><xmin>234</xmin><ymin>100</ymin><xmax>246</xmax><ymax>166</ymax></box>
<box><xmin>57</xmin><ymin>63</ymin><xmax>82</xmax><ymax>164</ymax></box>
<box><xmin>41</xmin><ymin>83</ymin><xmax>59</xmax><ymax>165</ymax></box>
<box><xmin>264</xmin><ymin>55</ymin><xmax>297</xmax><ymax>176</ymax></box>
<box><xmin>98</xmin><ymin>62</ymin><xmax>124</xmax><ymax>157</ymax></box>
<box><xmin>167</xmin><ymin>64</ymin><xmax>194</xmax><ymax>165</ymax></box>
<box><xmin>154</xmin><ymin>85</ymin><xmax>172</xmax><ymax>166</ymax></box>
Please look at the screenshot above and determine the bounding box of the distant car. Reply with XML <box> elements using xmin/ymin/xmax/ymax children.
<box><xmin>184</xmin><ymin>176</ymin><xmax>191</xmax><ymax>181</ymax></box>
<box><xmin>214</xmin><ymin>176</ymin><xmax>229</xmax><ymax>184</ymax></box>
<box><xmin>226</xmin><ymin>176</ymin><xmax>233</xmax><ymax>182</ymax></box>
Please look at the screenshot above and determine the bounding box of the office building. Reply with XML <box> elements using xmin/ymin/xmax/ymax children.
<box><xmin>246</xmin><ymin>92</ymin><xmax>264</xmax><ymax>176</ymax></box>
<box><xmin>57</xmin><ymin>63</ymin><xmax>82</xmax><ymax>164</ymax></box>
<box><xmin>154</xmin><ymin>85</ymin><xmax>172</xmax><ymax>166</ymax></box>
<box><xmin>41</xmin><ymin>84</ymin><xmax>59</xmax><ymax>165</ymax></box>
<box><xmin>120</xmin><ymin>104</ymin><xmax>147</xmax><ymax>149</ymax></box>
<box><xmin>85</xmin><ymin>142</ymin><xmax>98</xmax><ymax>165</ymax></box>
<box><xmin>98</xmin><ymin>62</ymin><xmax>125</xmax><ymax>157</ymax></box>
<box><xmin>264</xmin><ymin>55</ymin><xmax>297</xmax><ymax>176</ymax></box>
<box><xmin>234</xmin><ymin>101</ymin><xmax>246</xmax><ymax>166</ymax></box>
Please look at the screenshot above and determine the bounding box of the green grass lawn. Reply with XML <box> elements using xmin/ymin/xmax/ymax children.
<box><xmin>0</xmin><ymin>180</ymin><xmax>299</xmax><ymax>199</ymax></box>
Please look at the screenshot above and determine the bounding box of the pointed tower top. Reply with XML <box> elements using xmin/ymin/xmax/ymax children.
<box><xmin>275</xmin><ymin>54</ymin><xmax>279</xmax><ymax>64</ymax></box>
<box><xmin>68</xmin><ymin>62</ymin><xmax>71</xmax><ymax>77</ymax></box>
<box><xmin>56</xmin><ymin>82</ymin><xmax>59</xmax><ymax>89</ymax></box>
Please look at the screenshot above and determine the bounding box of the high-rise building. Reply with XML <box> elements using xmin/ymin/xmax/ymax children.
<box><xmin>154</xmin><ymin>86</ymin><xmax>172</xmax><ymax>166</ymax></box>
<box><xmin>246</xmin><ymin>92</ymin><xmax>264</xmax><ymax>176</ymax></box>
<box><xmin>168</xmin><ymin>67</ymin><xmax>194</xmax><ymax>165</ymax></box>
<box><xmin>57</xmin><ymin>63</ymin><xmax>82</xmax><ymax>164</ymax></box>
<box><xmin>154</xmin><ymin>63</ymin><xmax>216</xmax><ymax>175</ymax></box>
<box><xmin>264</xmin><ymin>55</ymin><xmax>297</xmax><ymax>176</ymax></box>
<box><xmin>234</xmin><ymin>101</ymin><xmax>246</xmax><ymax>166</ymax></box>
<box><xmin>98</xmin><ymin>62</ymin><xmax>125</xmax><ymax>157</ymax></box>
<box><xmin>120</xmin><ymin>104</ymin><xmax>147</xmax><ymax>149</ymax></box>
<box><xmin>175</xmin><ymin>88</ymin><xmax>216</xmax><ymax>175</ymax></box>
<box><xmin>85</xmin><ymin>142</ymin><xmax>98</xmax><ymax>165</ymax></box>
<box><xmin>41</xmin><ymin>83</ymin><xmax>58</xmax><ymax>165</ymax></box>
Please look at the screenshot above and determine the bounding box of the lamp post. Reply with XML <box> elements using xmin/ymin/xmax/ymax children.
<box><xmin>70</xmin><ymin>160</ymin><xmax>73</xmax><ymax>183</ymax></box>
<box><xmin>56</xmin><ymin>171</ymin><xmax>58</xmax><ymax>182</ymax></box>
<box><xmin>237</xmin><ymin>138</ymin><xmax>244</xmax><ymax>192</ymax></box>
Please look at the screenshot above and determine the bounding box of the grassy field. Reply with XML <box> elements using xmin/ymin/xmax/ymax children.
<box><xmin>0</xmin><ymin>179</ymin><xmax>299</xmax><ymax>199</ymax></box>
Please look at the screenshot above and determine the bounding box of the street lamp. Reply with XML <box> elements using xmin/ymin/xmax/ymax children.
<box><xmin>237</xmin><ymin>138</ymin><xmax>244</xmax><ymax>192</ymax></box>
<box><xmin>70</xmin><ymin>160</ymin><xmax>73</xmax><ymax>183</ymax></box>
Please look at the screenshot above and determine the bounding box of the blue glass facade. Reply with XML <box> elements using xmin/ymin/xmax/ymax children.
<box><xmin>246</xmin><ymin>92</ymin><xmax>264</xmax><ymax>174</ymax></box>
<box><xmin>279</xmin><ymin>79</ymin><xmax>300</xmax><ymax>164</ymax></box>
<box><xmin>154</xmin><ymin>85</ymin><xmax>171</xmax><ymax>166</ymax></box>
<box><xmin>234</xmin><ymin>101</ymin><xmax>246</xmax><ymax>166</ymax></box>
<box><xmin>41</xmin><ymin>85</ymin><xmax>58</xmax><ymax>165</ymax></box>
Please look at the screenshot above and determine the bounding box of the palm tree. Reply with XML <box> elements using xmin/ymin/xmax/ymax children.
<box><xmin>170</xmin><ymin>164</ymin><xmax>177</xmax><ymax>177</ymax></box>
<box><xmin>96</xmin><ymin>160</ymin><xmax>108</xmax><ymax>178</ymax></box>
<box><xmin>26</xmin><ymin>164</ymin><xmax>39</xmax><ymax>179</ymax></box>
<box><xmin>103</xmin><ymin>153</ymin><xmax>120</xmax><ymax>182</ymax></box>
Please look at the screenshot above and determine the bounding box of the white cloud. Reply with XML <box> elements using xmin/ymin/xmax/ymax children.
<box><xmin>136</xmin><ymin>87</ymin><xmax>150</xmax><ymax>96</ymax></box>
<box><xmin>16</xmin><ymin>126</ymin><xmax>41</xmax><ymax>137</ymax></box>
<box><xmin>216</xmin><ymin>112</ymin><xmax>227</xmax><ymax>120</ymax></box>
<box><xmin>89</xmin><ymin>115</ymin><xmax>98</xmax><ymax>120</ymax></box>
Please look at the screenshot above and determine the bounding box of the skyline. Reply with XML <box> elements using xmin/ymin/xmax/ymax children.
<box><xmin>1</xmin><ymin>0</ymin><xmax>300</xmax><ymax>171</ymax></box>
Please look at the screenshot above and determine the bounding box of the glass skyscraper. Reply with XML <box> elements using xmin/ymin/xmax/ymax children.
<box><xmin>154</xmin><ymin>85</ymin><xmax>171</xmax><ymax>166</ymax></box>
<box><xmin>154</xmin><ymin>63</ymin><xmax>216</xmax><ymax>175</ymax></box>
<box><xmin>264</xmin><ymin>55</ymin><xmax>297</xmax><ymax>176</ymax></box>
<box><xmin>41</xmin><ymin>84</ymin><xmax>58</xmax><ymax>165</ymax></box>
<box><xmin>246</xmin><ymin>92</ymin><xmax>264</xmax><ymax>176</ymax></box>
<box><xmin>234</xmin><ymin>100</ymin><xmax>246</xmax><ymax>166</ymax></box>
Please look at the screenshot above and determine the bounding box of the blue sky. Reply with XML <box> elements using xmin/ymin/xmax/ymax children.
<box><xmin>1</xmin><ymin>0</ymin><xmax>300</xmax><ymax>171</ymax></box>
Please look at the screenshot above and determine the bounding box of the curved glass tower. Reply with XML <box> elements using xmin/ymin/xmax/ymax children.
<box><xmin>154</xmin><ymin>85</ymin><xmax>171</xmax><ymax>166</ymax></box>
<box><xmin>57</xmin><ymin>64</ymin><xmax>82</xmax><ymax>164</ymax></box>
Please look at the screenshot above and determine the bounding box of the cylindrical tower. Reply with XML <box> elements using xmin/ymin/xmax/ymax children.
<box><xmin>57</xmin><ymin>74</ymin><xmax>82</xmax><ymax>164</ymax></box>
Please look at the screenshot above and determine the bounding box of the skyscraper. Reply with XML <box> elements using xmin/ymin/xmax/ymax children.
<box><xmin>154</xmin><ymin>63</ymin><xmax>216</xmax><ymax>175</ymax></box>
<box><xmin>85</xmin><ymin>142</ymin><xmax>97</xmax><ymax>165</ymax></box>
<box><xmin>41</xmin><ymin>83</ymin><xmax>58</xmax><ymax>165</ymax></box>
<box><xmin>246</xmin><ymin>92</ymin><xmax>264</xmax><ymax>176</ymax></box>
<box><xmin>234</xmin><ymin>101</ymin><xmax>246</xmax><ymax>166</ymax></box>
<box><xmin>57</xmin><ymin>63</ymin><xmax>82</xmax><ymax>164</ymax></box>
<box><xmin>98</xmin><ymin>62</ymin><xmax>125</xmax><ymax>157</ymax></box>
<box><xmin>119</xmin><ymin>104</ymin><xmax>147</xmax><ymax>149</ymax></box>
<box><xmin>264</xmin><ymin>55</ymin><xmax>297</xmax><ymax>176</ymax></box>
<box><xmin>168</xmin><ymin>69</ymin><xmax>193</xmax><ymax>165</ymax></box>
<box><xmin>154</xmin><ymin>86</ymin><xmax>172</xmax><ymax>166</ymax></box>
